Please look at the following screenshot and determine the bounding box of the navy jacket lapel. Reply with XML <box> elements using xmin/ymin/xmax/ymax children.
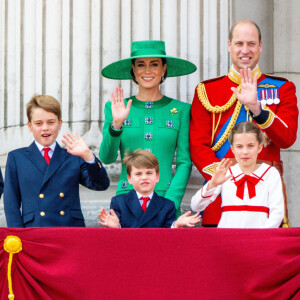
<box><xmin>24</xmin><ymin>142</ymin><xmax>48</xmax><ymax>175</ymax></box>
<box><xmin>137</xmin><ymin>192</ymin><xmax>164</xmax><ymax>228</ymax></box>
<box><xmin>41</xmin><ymin>143</ymin><xmax>68</xmax><ymax>187</ymax></box>
<box><xmin>124</xmin><ymin>190</ymin><xmax>144</xmax><ymax>222</ymax></box>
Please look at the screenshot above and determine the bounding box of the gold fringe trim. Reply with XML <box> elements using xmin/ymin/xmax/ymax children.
<box><xmin>211</xmin><ymin>113</ymin><xmax>222</xmax><ymax>146</ymax></box>
<box><xmin>197</xmin><ymin>83</ymin><xmax>244</xmax><ymax>151</ymax></box>
<box><xmin>228</xmin><ymin>65</ymin><xmax>262</xmax><ymax>85</ymax></box>
<box><xmin>258</xmin><ymin>105</ymin><xmax>275</xmax><ymax>129</ymax></box>
<box><xmin>4</xmin><ymin>236</ymin><xmax>23</xmax><ymax>300</ymax></box>
<box><xmin>197</xmin><ymin>83</ymin><xmax>238</xmax><ymax>113</ymax></box>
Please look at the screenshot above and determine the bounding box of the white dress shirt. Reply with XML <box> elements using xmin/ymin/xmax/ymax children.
<box><xmin>35</xmin><ymin>141</ymin><xmax>56</xmax><ymax>159</ymax></box>
<box><xmin>136</xmin><ymin>191</ymin><xmax>154</xmax><ymax>208</ymax></box>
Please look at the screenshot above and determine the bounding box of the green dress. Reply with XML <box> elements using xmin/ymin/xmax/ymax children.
<box><xmin>99</xmin><ymin>95</ymin><xmax>192</xmax><ymax>216</ymax></box>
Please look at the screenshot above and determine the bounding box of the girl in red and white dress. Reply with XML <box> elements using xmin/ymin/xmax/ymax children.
<box><xmin>191</xmin><ymin>121</ymin><xmax>284</xmax><ymax>228</ymax></box>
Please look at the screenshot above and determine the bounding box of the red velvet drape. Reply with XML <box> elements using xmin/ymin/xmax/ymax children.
<box><xmin>1</xmin><ymin>228</ymin><xmax>300</xmax><ymax>300</ymax></box>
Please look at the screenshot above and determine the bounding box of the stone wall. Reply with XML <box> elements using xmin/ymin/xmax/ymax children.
<box><xmin>233</xmin><ymin>0</ymin><xmax>300</xmax><ymax>226</ymax></box>
<box><xmin>273</xmin><ymin>0</ymin><xmax>300</xmax><ymax>226</ymax></box>
<box><xmin>0</xmin><ymin>0</ymin><xmax>231</xmax><ymax>227</ymax></box>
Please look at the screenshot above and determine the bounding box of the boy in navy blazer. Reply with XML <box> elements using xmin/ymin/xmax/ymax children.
<box><xmin>98</xmin><ymin>150</ymin><xmax>200</xmax><ymax>228</ymax></box>
<box><xmin>0</xmin><ymin>169</ymin><xmax>3</xmax><ymax>199</ymax></box>
<box><xmin>4</xmin><ymin>94</ymin><xmax>110</xmax><ymax>227</ymax></box>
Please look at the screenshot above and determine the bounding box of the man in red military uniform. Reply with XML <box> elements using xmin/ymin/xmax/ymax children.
<box><xmin>190</xmin><ymin>19</ymin><xmax>298</xmax><ymax>226</ymax></box>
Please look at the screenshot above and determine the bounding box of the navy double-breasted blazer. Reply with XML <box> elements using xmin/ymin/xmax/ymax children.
<box><xmin>4</xmin><ymin>142</ymin><xmax>110</xmax><ymax>228</ymax></box>
<box><xmin>110</xmin><ymin>189</ymin><xmax>177</xmax><ymax>228</ymax></box>
<box><xmin>0</xmin><ymin>168</ymin><xmax>3</xmax><ymax>199</ymax></box>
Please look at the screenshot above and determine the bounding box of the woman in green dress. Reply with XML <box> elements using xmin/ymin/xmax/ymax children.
<box><xmin>100</xmin><ymin>40</ymin><xmax>196</xmax><ymax>216</ymax></box>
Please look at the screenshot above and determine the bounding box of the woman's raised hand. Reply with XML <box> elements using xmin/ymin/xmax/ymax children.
<box><xmin>207</xmin><ymin>158</ymin><xmax>233</xmax><ymax>190</ymax></box>
<box><xmin>111</xmin><ymin>86</ymin><xmax>132</xmax><ymax>129</ymax></box>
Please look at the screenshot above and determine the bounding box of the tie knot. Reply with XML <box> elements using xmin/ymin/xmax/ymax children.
<box><xmin>140</xmin><ymin>196</ymin><xmax>150</xmax><ymax>201</ymax></box>
<box><xmin>43</xmin><ymin>148</ymin><xmax>51</xmax><ymax>164</ymax></box>
<box><xmin>43</xmin><ymin>148</ymin><xmax>50</xmax><ymax>153</ymax></box>
<box><xmin>140</xmin><ymin>196</ymin><xmax>150</xmax><ymax>212</ymax></box>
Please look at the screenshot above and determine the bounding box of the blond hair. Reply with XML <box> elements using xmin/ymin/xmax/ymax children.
<box><xmin>26</xmin><ymin>94</ymin><xmax>61</xmax><ymax>121</ymax></box>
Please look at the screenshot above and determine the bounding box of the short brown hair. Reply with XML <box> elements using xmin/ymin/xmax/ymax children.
<box><xmin>123</xmin><ymin>150</ymin><xmax>159</xmax><ymax>175</ymax></box>
<box><xmin>26</xmin><ymin>94</ymin><xmax>62</xmax><ymax>122</ymax></box>
<box><xmin>228</xmin><ymin>121</ymin><xmax>264</xmax><ymax>145</ymax></box>
<box><xmin>229</xmin><ymin>20</ymin><xmax>261</xmax><ymax>42</ymax></box>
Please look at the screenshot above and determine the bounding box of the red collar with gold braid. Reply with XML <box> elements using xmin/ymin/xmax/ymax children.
<box><xmin>196</xmin><ymin>65</ymin><xmax>262</xmax><ymax>151</ymax></box>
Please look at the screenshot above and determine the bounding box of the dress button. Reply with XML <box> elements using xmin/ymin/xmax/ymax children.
<box><xmin>40</xmin><ymin>211</ymin><xmax>45</xmax><ymax>216</ymax></box>
<box><xmin>144</xmin><ymin>132</ymin><xmax>153</xmax><ymax>140</ymax></box>
<box><xmin>59</xmin><ymin>193</ymin><xmax>64</xmax><ymax>197</ymax></box>
<box><xmin>39</xmin><ymin>194</ymin><xmax>44</xmax><ymax>199</ymax></box>
<box><xmin>60</xmin><ymin>211</ymin><xmax>65</xmax><ymax>216</ymax></box>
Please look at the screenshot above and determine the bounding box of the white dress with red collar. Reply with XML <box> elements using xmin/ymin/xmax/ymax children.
<box><xmin>191</xmin><ymin>163</ymin><xmax>284</xmax><ymax>228</ymax></box>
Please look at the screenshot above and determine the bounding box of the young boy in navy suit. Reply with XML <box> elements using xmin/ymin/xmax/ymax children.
<box><xmin>98</xmin><ymin>150</ymin><xmax>200</xmax><ymax>228</ymax></box>
<box><xmin>4</xmin><ymin>94</ymin><xmax>110</xmax><ymax>227</ymax></box>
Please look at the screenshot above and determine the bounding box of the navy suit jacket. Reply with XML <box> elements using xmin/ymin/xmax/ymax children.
<box><xmin>110</xmin><ymin>189</ymin><xmax>177</xmax><ymax>228</ymax></box>
<box><xmin>4</xmin><ymin>142</ymin><xmax>110</xmax><ymax>228</ymax></box>
<box><xmin>0</xmin><ymin>168</ymin><xmax>3</xmax><ymax>199</ymax></box>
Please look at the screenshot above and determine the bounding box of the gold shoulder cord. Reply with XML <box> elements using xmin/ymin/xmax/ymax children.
<box><xmin>197</xmin><ymin>83</ymin><xmax>242</xmax><ymax>151</ymax></box>
<box><xmin>197</xmin><ymin>83</ymin><xmax>238</xmax><ymax>113</ymax></box>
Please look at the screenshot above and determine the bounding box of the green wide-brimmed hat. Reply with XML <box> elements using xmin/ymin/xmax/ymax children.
<box><xmin>101</xmin><ymin>40</ymin><xmax>197</xmax><ymax>79</ymax></box>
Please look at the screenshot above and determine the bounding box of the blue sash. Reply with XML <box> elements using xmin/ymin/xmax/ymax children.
<box><xmin>214</xmin><ymin>105</ymin><xmax>248</xmax><ymax>159</ymax></box>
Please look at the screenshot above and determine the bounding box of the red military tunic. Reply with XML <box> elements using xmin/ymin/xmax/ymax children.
<box><xmin>190</xmin><ymin>65</ymin><xmax>298</xmax><ymax>226</ymax></box>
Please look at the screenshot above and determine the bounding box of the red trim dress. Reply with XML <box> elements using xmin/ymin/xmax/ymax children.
<box><xmin>191</xmin><ymin>163</ymin><xmax>284</xmax><ymax>228</ymax></box>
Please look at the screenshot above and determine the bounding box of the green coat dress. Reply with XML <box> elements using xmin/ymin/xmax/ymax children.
<box><xmin>99</xmin><ymin>95</ymin><xmax>192</xmax><ymax>216</ymax></box>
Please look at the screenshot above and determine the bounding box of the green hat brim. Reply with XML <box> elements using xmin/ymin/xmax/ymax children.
<box><xmin>101</xmin><ymin>55</ymin><xmax>197</xmax><ymax>79</ymax></box>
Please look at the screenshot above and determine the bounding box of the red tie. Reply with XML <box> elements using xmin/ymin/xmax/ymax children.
<box><xmin>234</xmin><ymin>175</ymin><xmax>261</xmax><ymax>200</ymax></box>
<box><xmin>43</xmin><ymin>148</ymin><xmax>51</xmax><ymax>164</ymax></box>
<box><xmin>140</xmin><ymin>196</ymin><xmax>150</xmax><ymax>212</ymax></box>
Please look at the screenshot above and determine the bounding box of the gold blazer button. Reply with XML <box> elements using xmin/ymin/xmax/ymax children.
<box><xmin>60</xmin><ymin>211</ymin><xmax>65</xmax><ymax>216</ymax></box>
<box><xmin>39</xmin><ymin>194</ymin><xmax>44</xmax><ymax>199</ymax></box>
<box><xmin>59</xmin><ymin>193</ymin><xmax>64</xmax><ymax>197</ymax></box>
<box><xmin>40</xmin><ymin>211</ymin><xmax>45</xmax><ymax>216</ymax></box>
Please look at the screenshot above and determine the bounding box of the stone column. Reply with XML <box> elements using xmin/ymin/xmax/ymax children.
<box><xmin>0</xmin><ymin>0</ymin><xmax>232</xmax><ymax>226</ymax></box>
<box><xmin>232</xmin><ymin>0</ymin><xmax>300</xmax><ymax>226</ymax></box>
<box><xmin>273</xmin><ymin>0</ymin><xmax>300</xmax><ymax>226</ymax></box>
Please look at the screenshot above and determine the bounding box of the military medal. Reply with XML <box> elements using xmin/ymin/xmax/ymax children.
<box><xmin>266</xmin><ymin>90</ymin><xmax>273</xmax><ymax>105</ymax></box>
<box><xmin>274</xmin><ymin>89</ymin><xmax>280</xmax><ymax>104</ymax></box>
<box><xmin>270</xmin><ymin>89</ymin><xmax>274</xmax><ymax>103</ymax></box>
<box><xmin>260</xmin><ymin>90</ymin><xmax>267</xmax><ymax>105</ymax></box>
